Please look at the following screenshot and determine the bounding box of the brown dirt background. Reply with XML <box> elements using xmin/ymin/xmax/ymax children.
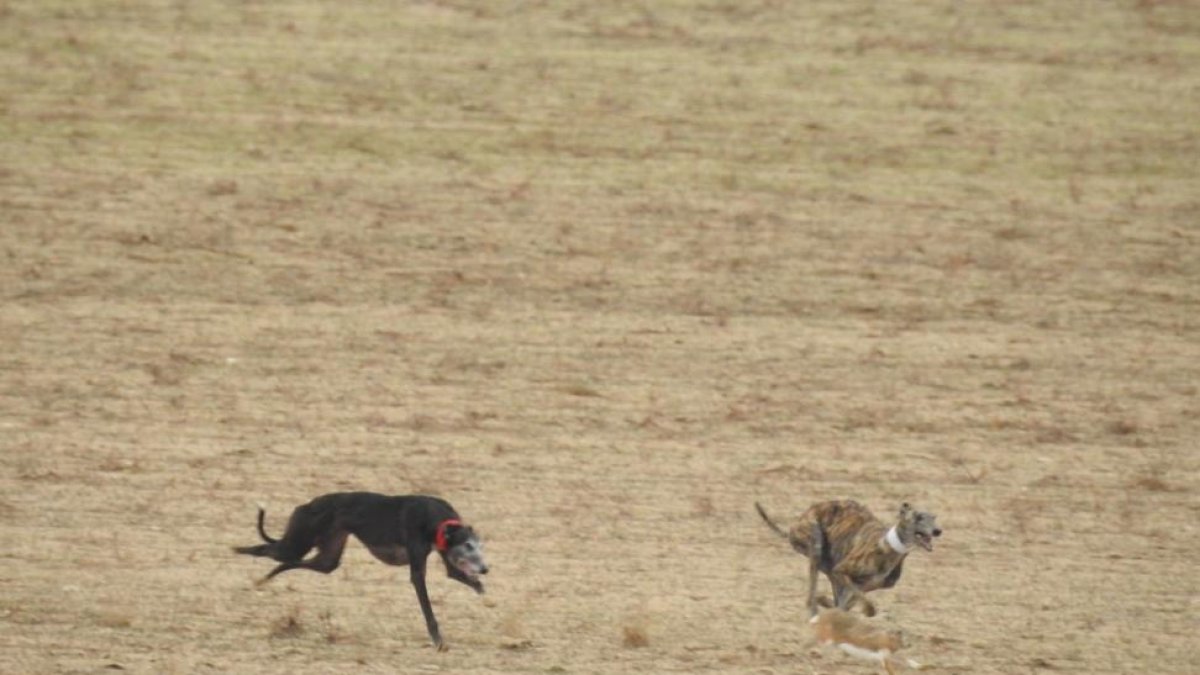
<box><xmin>2</xmin><ymin>1</ymin><xmax>1198</xmax><ymax>673</ymax></box>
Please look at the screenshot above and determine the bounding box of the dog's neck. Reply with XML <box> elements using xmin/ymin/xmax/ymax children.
<box><xmin>882</xmin><ymin>526</ymin><xmax>909</xmax><ymax>555</ymax></box>
<box><xmin>434</xmin><ymin>518</ymin><xmax>461</xmax><ymax>552</ymax></box>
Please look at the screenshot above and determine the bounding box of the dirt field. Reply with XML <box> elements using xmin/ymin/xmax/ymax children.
<box><xmin>2</xmin><ymin>1</ymin><xmax>1198</xmax><ymax>673</ymax></box>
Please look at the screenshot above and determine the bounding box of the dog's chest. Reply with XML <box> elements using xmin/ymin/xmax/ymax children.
<box><xmin>855</xmin><ymin>568</ymin><xmax>897</xmax><ymax>591</ymax></box>
<box><xmin>845</xmin><ymin>550</ymin><xmax>905</xmax><ymax>591</ymax></box>
<box><xmin>849</xmin><ymin>557</ymin><xmax>902</xmax><ymax>588</ymax></box>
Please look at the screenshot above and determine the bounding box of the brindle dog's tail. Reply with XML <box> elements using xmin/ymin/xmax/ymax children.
<box><xmin>755</xmin><ymin>502</ymin><xmax>789</xmax><ymax>540</ymax></box>
<box><xmin>233</xmin><ymin>504</ymin><xmax>277</xmax><ymax>556</ymax></box>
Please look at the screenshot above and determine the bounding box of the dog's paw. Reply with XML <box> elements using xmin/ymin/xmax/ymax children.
<box><xmin>472</xmin><ymin>582</ymin><xmax>486</xmax><ymax>595</ymax></box>
<box><xmin>436</xmin><ymin>642</ymin><xmax>450</xmax><ymax>653</ymax></box>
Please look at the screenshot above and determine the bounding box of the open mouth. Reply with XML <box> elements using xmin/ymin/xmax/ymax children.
<box><xmin>915</xmin><ymin>533</ymin><xmax>934</xmax><ymax>552</ymax></box>
<box><xmin>457</xmin><ymin>562</ymin><xmax>482</xmax><ymax>580</ymax></box>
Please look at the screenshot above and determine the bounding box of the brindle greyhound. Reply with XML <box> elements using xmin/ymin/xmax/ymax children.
<box><xmin>755</xmin><ymin>500</ymin><xmax>941</xmax><ymax>617</ymax></box>
<box><xmin>235</xmin><ymin>492</ymin><xmax>488</xmax><ymax>651</ymax></box>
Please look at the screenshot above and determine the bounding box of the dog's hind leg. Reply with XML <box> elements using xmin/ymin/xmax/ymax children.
<box><xmin>236</xmin><ymin>504</ymin><xmax>313</xmax><ymax>560</ymax></box>
<box><xmin>806</xmin><ymin>523</ymin><xmax>824</xmax><ymax>617</ymax></box>
<box><xmin>259</xmin><ymin>531</ymin><xmax>349</xmax><ymax>584</ymax></box>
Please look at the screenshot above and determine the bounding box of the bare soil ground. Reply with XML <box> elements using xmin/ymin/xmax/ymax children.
<box><xmin>2</xmin><ymin>1</ymin><xmax>1198</xmax><ymax>673</ymax></box>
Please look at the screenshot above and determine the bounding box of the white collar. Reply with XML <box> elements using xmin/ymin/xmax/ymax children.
<box><xmin>884</xmin><ymin>526</ymin><xmax>909</xmax><ymax>555</ymax></box>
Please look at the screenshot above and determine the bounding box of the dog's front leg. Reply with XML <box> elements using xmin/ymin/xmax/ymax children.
<box><xmin>409</xmin><ymin>557</ymin><xmax>445</xmax><ymax>651</ymax></box>
<box><xmin>827</xmin><ymin>570</ymin><xmax>875</xmax><ymax>616</ymax></box>
<box><xmin>832</xmin><ymin>581</ymin><xmax>861</xmax><ymax>613</ymax></box>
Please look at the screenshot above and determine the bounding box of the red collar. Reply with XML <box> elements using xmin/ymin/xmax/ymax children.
<box><xmin>434</xmin><ymin>519</ymin><xmax>461</xmax><ymax>552</ymax></box>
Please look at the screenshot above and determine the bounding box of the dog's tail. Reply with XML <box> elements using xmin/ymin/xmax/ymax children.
<box><xmin>233</xmin><ymin>504</ymin><xmax>278</xmax><ymax>556</ymax></box>
<box><xmin>755</xmin><ymin>502</ymin><xmax>789</xmax><ymax>539</ymax></box>
<box><xmin>233</xmin><ymin>543</ymin><xmax>272</xmax><ymax>556</ymax></box>
<box><xmin>254</xmin><ymin>503</ymin><xmax>277</xmax><ymax>544</ymax></box>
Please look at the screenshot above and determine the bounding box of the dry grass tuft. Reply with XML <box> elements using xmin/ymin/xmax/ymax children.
<box><xmin>97</xmin><ymin>456</ymin><xmax>141</xmax><ymax>473</ymax></box>
<box><xmin>1006</xmin><ymin>496</ymin><xmax>1040</xmax><ymax>537</ymax></box>
<box><xmin>561</xmin><ymin>383</ymin><xmax>602</xmax><ymax>398</ymax></box>
<box><xmin>994</xmin><ymin>226</ymin><xmax>1033</xmax><ymax>241</ymax></box>
<box><xmin>499</xmin><ymin>609</ymin><xmax>527</xmax><ymax>640</ymax></box>
<box><xmin>622</xmin><ymin>624</ymin><xmax>650</xmax><ymax>648</ymax></box>
<box><xmin>95</xmin><ymin>611</ymin><xmax>133</xmax><ymax>629</ymax></box>
<box><xmin>206</xmin><ymin>179</ymin><xmax>239</xmax><ymax>197</ymax></box>
<box><xmin>1129</xmin><ymin>462</ymin><xmax>1176</xmax><ymax>492</ymax></box>
<box><xmin>1130</xmin><ymin>476</ymin><xmax>1172</xmax><ymax>492</ymax></box>
<box><xmin>269</xmin><ymin>608</ymin><xmax>304</xmax><ymax>640</ymax></box>
<box><xmin>1034</xmin><ymin>426</ymin><xmax>1078</xmax><ymax>444</ymax></box>
<box><xmin>948</xmin><ymin>455</ymin><xmax>987</xmax><ymax>484</ymax></box>
<box><xmin>1107</xmin><ymin>419</ymin><xmax>1140</xmax><ymax>436</ymax></box>
<box><xmin>318</xmin><ymin>610</ymin><xmax>348</xmax><ymax>644</ymax></box>
<box><xmin>498</xmin><ymin>611</ymin><xmax>533</xmax><ymax>650</ymax></box>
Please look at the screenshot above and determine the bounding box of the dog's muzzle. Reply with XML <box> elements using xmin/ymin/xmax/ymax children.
<box><xmin>915</xmin><ymin>528</ymin><xmax>941</xmax><ymax>552</ymax></box>
<box><xmin>457</xmin><ymin>559</ymin><xmax>488</xmax><ymax>580</ymax></box>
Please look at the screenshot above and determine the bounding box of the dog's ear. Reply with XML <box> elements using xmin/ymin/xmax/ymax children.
<box><xmin>898</xmin><ymin>502</ymin><xmax>913</xmax><ymax>520</ymax></box>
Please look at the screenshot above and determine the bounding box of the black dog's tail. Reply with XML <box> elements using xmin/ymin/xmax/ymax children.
<box><xmin>233</xmin><ymin>543</ymin><xmax>271</xmax><ymax>556</ymax></box>
<box><xmin>233</xmin><ymin>504</ymin><xmax>277</xmax><ymax>556</ymax></box>
<box><xmin>755</xmin><ymin>502</ymin><xmax>789</xmax><ymax>539</ymax></box>
<box><xmin>254</xmin><ymin>503</ymin><xmax>278</xmax><ymax>544</ymax></box>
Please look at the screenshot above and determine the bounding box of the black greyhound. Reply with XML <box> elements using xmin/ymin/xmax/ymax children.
<box><xmin>234</xmin><ymin>492</ymin><xmax>488</xmax><ymax>651</ymax></box>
